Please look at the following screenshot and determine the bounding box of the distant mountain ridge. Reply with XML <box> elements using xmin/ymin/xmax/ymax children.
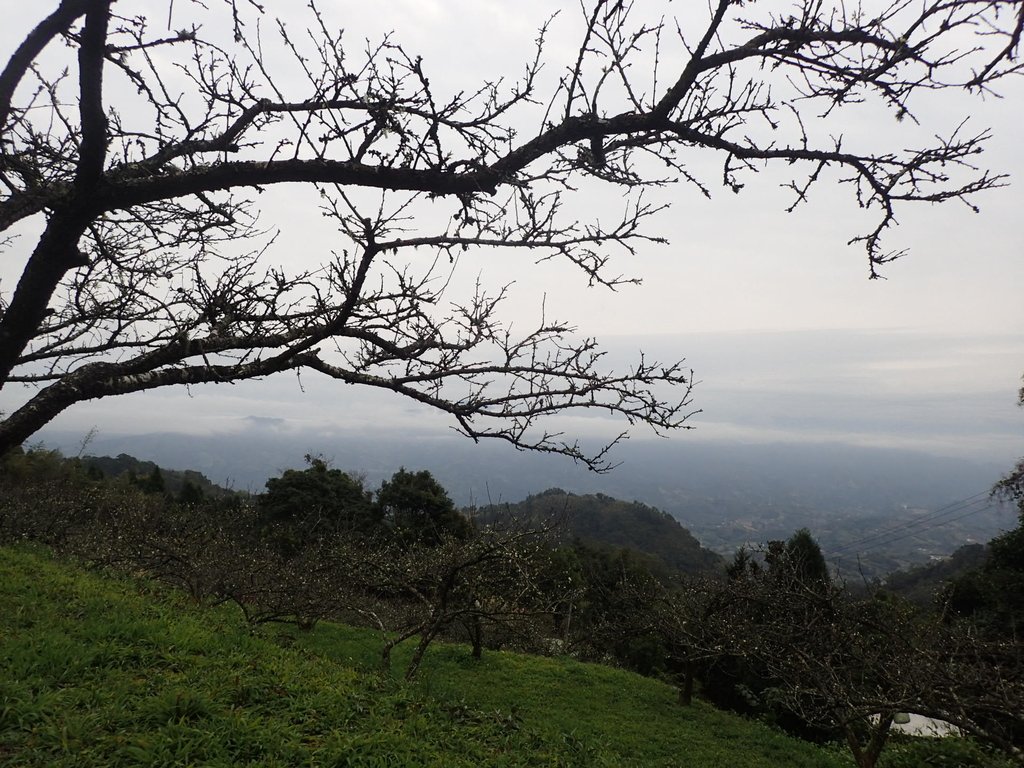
<box><xmin>78</xmin><ymin>449</ymin><xmax>722</xmax><ymax>578</ymax></box>
<box><xmin>36</xmin><ymin>428</ymin><xmax>1014</xmax><ymax>578</ymax></box>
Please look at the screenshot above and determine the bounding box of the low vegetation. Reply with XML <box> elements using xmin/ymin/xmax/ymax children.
<box><xmin>1</xmin><ymin>544</ymin><xmax>856</xmax><ymax>768</ymax></box>
<box><xmin>2</xmin><ymin>447</ymin><xmax>1022</xmax><ymax>767</ymax></box>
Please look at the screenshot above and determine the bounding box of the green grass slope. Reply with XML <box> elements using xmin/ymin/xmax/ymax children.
<box><xmin>0</xmin><ymin>545</ymin><xmax>849</xmax><ymax>767</ymax></box>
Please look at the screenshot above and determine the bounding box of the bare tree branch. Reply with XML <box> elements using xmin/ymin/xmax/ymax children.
<box><xmin>0</xmin><ymin>0</ymin><xmax>1020</xmax><ymax>462</ymax></box>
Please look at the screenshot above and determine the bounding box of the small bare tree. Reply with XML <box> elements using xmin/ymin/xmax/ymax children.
<box><xmin>1</xmin><ymin>0</ymin><xmax>1021</xmax><ymax>460</ymax></box>
<box><xmin>685</xmin><ymin>562</ymin><xmax>1024</xmax><ymax>767</ymax></box>
<box><xmin>372</xmin><ymin>520</ymin><xmax>556</xmax><ymax>680</ymax></box>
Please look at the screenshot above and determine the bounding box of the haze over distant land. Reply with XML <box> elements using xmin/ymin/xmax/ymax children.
<box><xmin>39</xmin><ymin>420</ymin><xmax>1015</xmax><ymax>580</ymax></box>
<box><xmin>33</xmin><ymin>328</ymin><xmax>1022</xmax><ymax>572</ymax></box>
<box><xmin>4</xmin><ymin>2</ymin><xmax>1021</xmax><ymax>574</ymax></box>
<box><xmin>33</xmin><ymin>329</ymin><xmax>1023</xmax><ymax>472</ymax></box>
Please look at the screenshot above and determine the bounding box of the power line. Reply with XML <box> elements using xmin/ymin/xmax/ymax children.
<box><xmin>825</xmin><ymin>490</ymin><xmax>994</xmax><ymax>557</ymax></box>
<box><xmin>838</xmin><ymin>501</ymin><xmax>998</xmax><ymax>557</ymax></box>
<box><xmin>828</xmin><ymin>490</ymin><xmax>988</xmax><ymax>555</ymax></box>
<box><xmin>827</xmin><ymin>495</ymin><xmax>990</xmax><ymax>557</ymax></box>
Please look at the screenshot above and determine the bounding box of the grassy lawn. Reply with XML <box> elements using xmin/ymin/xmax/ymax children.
<box><xmin>0</xmin><ymin>544</ymin><xmax>876</xmax><ymax>766</ymax></box>
<box><xmin>293</xmin><ymin>623</ymin><xmax>846</xmax><ymax>768</ymax></box>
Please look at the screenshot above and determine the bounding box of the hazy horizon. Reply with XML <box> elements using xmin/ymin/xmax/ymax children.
<box><xmin>22</xmin><ymin>328</ymin><xmax>1023</xmax><ymax>476</ymax></box>
<box><xmin>3</xmin><ymin>3</ymin><xmax>1022</xmax><ymax>500</ymax></box>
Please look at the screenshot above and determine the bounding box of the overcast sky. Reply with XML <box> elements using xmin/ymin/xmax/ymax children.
<box><xmin>2</xmin><ymin>1</ymin><xmax>1022</xmax><ymax>471</ymax></box>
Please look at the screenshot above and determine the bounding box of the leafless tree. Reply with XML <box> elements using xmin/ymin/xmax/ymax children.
<box><xmin>372</xmin><ymin>520</ymin><xmax>557</xmax><ymax>680</ymax></box>
<box><xmin>684</xmin><ymin>565</ymin><xmax>1024</xmax><ymax>767</ymax></box>
<box><xmin>1</xmin><ymin>0</ymin><xmax>1021</xmax><ymax>461</ymax></box>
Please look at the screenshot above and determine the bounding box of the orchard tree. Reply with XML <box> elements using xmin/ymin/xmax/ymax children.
<box><xmin>370</xmin><ymin>519</ymin><xmax>557</xmax><ymax>680</ymax></box>
<box><xmin>1</xmin><ymin>0</ymin><xmax>1022</xmax><ymax>460</ymax></box>
<box><xmin>691</xmin><ymin>540</ymin><xmax>1024</xmax><ymax>767</ymax></box>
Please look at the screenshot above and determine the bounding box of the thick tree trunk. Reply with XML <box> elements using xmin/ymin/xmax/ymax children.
<box><xmin>381</xmin><ymin>624</ymin><xmax>424</xmax><ymax>674</ymax></box>
<box><xmin>678</xmin><ymin>662</ymin><xmax>695</xmax><ymax>706</ymax></box>
<box><xmin>469</xmin><ymin>614</ymin><xmax>483</xmax><ymax>659</ymax></box>
<box><xmin>0</xmin><ymin>216</ymin><xmax>91</xmax><ymax>390</ymax></box>
<box><xmin>843</xmin><ymin>714</ymin><xmax>893</xmax><ymax>768</ymax></box>
<box><xmin>405</xmin><ymin>623</ymin><xmax>442</xmax><ymax>681</ymax></box>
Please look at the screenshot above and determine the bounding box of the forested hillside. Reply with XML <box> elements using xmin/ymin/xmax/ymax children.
<box><xmin>51</xmin><ymin>430</ymin><xmax>1011</xmax><ymax>578</ymax></box>
<box><xmin>83</xmin><ymin>452</ymin><xmax>233</xmax><ymax>501</ymax></box>
<box><xmin>478</xmin><ymin>488</ymin><xmax>723</xmax><ymax>577</ymax></box>
<box><xmin>883</xmin><ymin>544</ymin><xmax>990</xmax><ymax>605</ymax></box>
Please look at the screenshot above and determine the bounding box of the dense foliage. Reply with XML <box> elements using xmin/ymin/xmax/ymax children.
<box><xmin>81</xmin><ymin>452</ymin><xmax>225</xmax><ymax>502</ymax></box>
<box><xmin>883</xmin><ymin>544</ymin><xmax>989</xmax><ymax>606</ymax></box>
<box><xmin>260</xmin><ymin>455</ymin><xmax>379</xmax><ymax>535</ymax></box>
<box><xmin>946</xmin><ymin>511</ymin><xmax>1024</xmax><ymax>636</ymax></box>
<box><xmin>379</xmin><ymin>468</ymin><xmax>472</xmax><ymax>545</ymax></box>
